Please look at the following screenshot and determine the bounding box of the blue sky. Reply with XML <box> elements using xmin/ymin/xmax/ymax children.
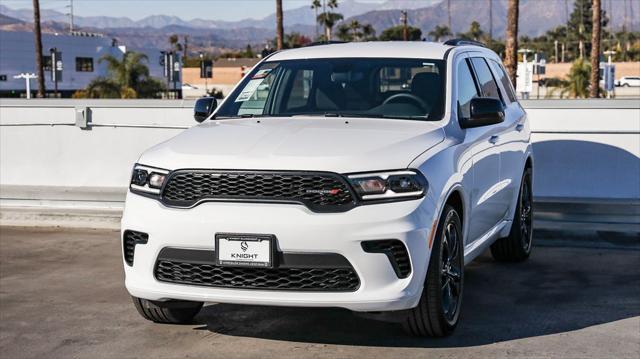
<box><xmin>2</xmin><ymin>0</ymin><xmax>387</xmax><ymax>21</ymax></box>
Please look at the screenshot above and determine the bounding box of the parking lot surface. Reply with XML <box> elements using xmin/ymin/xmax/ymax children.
<box><xmin>0</xmin><ymin>226</ymin><xmax>638</xmax><ymax>359</ymax></box>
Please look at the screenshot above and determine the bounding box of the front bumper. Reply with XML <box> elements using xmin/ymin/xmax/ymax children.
<box><xmin>121</xmin><ymin>192</ymin><xmax>437</xmax><ymax>312</ymax></box>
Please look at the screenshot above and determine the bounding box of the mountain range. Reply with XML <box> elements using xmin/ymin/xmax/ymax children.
<box><xmin>0</xmin><ymin>0</ymin><xmax>637</xmax><ymax>52</ymax></box>
<box><xmin>0</xmin><ymin>1</ymin><xmax>440</xmax><ymax>30</ymax></box>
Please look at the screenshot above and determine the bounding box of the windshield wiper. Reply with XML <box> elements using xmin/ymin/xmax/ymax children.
<box><xmin>216</xmin><ymin>114</ymin><xmax>292</xmax><ymax>119</ymax></box>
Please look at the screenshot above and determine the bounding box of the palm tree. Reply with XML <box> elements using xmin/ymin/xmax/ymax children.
<box><xmin>336</xmin><ymin>20</ymin><xmax>375</xmax><ymax>42</ymax></box>
<box><xmin>32</xmin><ymin>0</ymin><xmax>45</xmax><ymax>97</ymax></box>
<box><xmin>562</xmin><ymin>58</ymin><xmax>592</xmax><ymax>98</ymax></box>
<box><xmin>589</xmin><ymin>0</ymin><xmax>601</xmax><ymax>98</ymax></box>
<box><xmin>276</xmin><ymin>0</ymin><xmax>284</xmax><ymax>50</ymax></box>
<box><xmin>80</xmin><ymin>51</ymin><xmax>164</xmax><ymax>98</ymax></box>
<box><xmin>100</xmin><ymin>52</ymin><xmax>150</xmax><ymax>90</ymax></box>
<box><xmin>362</xmin><ymin>23</ymin><xmax>375</xmax><ymax>39</ymax></box>
<box><xmin>505</xmin><ymin>0</ymin><xmax>520</xmax><ymax>86</ymax></box>
<box><xmin>458</xmin><ymin>21</ymin><xmax>485</xmax><ymax>41</ymax></box>
<box><xmin>317</xmin><ymin>0</ymin><xmax>342</xmax><ymax>40</ymax></box>
<box><xmin>168</xmin><ymin>34</ymin><xmax>183</xmax><ymax>52</ymax></box>
<box><xmin>311</xmin><ymin>0</ymin><xmax>322</xmax><ymax>39</ymax></box>
<box><xmin>349</xmin><ymin>20</ymin><xmax>361</xmax><ymax>41</ymax></box>
<box><xmin>428</xmin><ymin>25</ymin><xmax>452</xmax><ymax>42</ymax></box>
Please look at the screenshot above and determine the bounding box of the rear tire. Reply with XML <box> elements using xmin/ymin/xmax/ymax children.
<box><xmin>491</xmin><ymin>168</ymin><xmax>533</xmax><ymax>262</ymax></box>
<box><xmin>403</xmin><ymin>204</ymin><xmax>464</xmax><ymax>337</ymax></box>
<box><xmin>131</xmin><ymin>296</ymin><xmax>203</xmax><ymax>324</ymax></box>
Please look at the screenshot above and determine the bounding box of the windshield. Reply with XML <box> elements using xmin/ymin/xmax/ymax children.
<box><xmin>215</xmin><ymin>58</ymin><xmax>446</xmax><ymax>121</ymax></box>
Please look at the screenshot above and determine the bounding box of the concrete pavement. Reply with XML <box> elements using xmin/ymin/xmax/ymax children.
<box><xmin>0</xmin><ymin>227</ymin><xmax>638</xmax><ymax>358</ymax></box>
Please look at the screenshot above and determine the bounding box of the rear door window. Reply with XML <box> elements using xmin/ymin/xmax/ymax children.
<box><xmin>489</xmin><ymin>59</ymin><xmax>517</xmax><ymax>103</ymax></box>
<box><xmin>470</xmin><ymin>57</ymin><xmax>502</xmax><ymax>101</ymax></box>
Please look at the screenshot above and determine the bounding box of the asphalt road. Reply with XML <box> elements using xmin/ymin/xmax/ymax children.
<box><xmin>0</xmin><ymin>227</ymin><xmax>638</xmax><ymax>359</ymax></box>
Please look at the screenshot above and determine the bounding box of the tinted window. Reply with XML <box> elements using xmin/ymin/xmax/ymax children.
<box><xmin>457</xmin><ymin>59</ymin><xmax>479</xmax><ymax>120</ymax></box>
<box><xmin>471</xmin><ymin>58</ymin><xmax>501</xmax><ymax>100</ymax></box>
<box><xmin>217</xmin><ymin>58</ymin><xmax>446</xmax><ymax>121</ymax></box>
<box><xmin>42</xmin><ymin>56</ymin><xmax>52</xmax><ymax>71</ymax></box>
<box><xmin>285</xmin><ymin>69</ymin><xmax>314</xmax><ymax>111</ymax></box>
<box><xmin>489</xmin><ymin>59</ymin><xmax>517</xmax><ymax>102</ymax></box>
<box><xmin>75</xmin><ymin>57</ymin><xmax>94</xmax><ymax>72</ymax></box>
<box><xmin>237</xmin><ymin>66</ymin><xmax>278</xmax><ymax>116</ymax></box>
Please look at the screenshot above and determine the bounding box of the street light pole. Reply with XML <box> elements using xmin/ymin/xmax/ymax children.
<box><xmin>50</xmin><ymin>47</ymin><xmax>59</xmax><ymax>97</ymax></box>
<box><xmin>14</xmin><ymin>73</ymin><xmax>37</xmax><ymax>99</ymax></box>
<box><xmin>200</xmin><ymin>52</ymin><xmax>208</xmax><ymax>95</ymax></box>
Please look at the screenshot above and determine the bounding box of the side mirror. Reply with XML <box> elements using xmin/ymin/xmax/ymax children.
<box><xmin>194</xmin><ymin>97</ymin><xmax>217</xmax><ymax>123</ymax></box>
<box><xmin>461</xmin><ymin>97</ymin><xmax>505</xmax><ymax>129</ymax></box>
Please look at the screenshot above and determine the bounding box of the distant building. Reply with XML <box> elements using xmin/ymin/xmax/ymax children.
<box><xmin>0</xmin><ymin>30</ymin><xmax>179</xmax><ymax>98</ymax></box>
<box><xmin>182</xmin><ymin>57</ymin><xmax>260</xmax><ymax>98</ymax></box>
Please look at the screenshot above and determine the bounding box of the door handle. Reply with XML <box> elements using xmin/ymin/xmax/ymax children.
<box><xmin>489</xmin><ymin>135</ymin><xmax>499</xmax><ymax>144</ymax></box>
<box><xmin>516</xmin><ymin>123</ymin><xmax>525</xmax><ymax>132</ymax></box>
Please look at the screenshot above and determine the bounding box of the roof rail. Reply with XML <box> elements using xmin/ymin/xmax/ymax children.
<box><xmin>304</xmin><ymin>40</ymin><xmax>347</xmax><ymax>47</ymax></box>
<box><xmin>443</xmin><ymin>39</ymin><xmax>487</xmax><ymax>48</ymax></box>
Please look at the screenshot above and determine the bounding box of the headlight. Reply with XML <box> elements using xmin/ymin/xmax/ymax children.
<box><xmin>130</xmin><ymin>164</ymin><xmax>170</xmax><ymax>197</ymax></box>
<box><xmin>347</xmin><ymin>170</ymin><xmax>427</xmax><ymax>201</ymax></box>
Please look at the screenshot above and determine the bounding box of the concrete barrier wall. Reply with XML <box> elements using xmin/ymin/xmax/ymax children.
<box><xmin>1</xmin><ymin>98</ymin><xmax>638</xmax><ymax>230</ymax></box>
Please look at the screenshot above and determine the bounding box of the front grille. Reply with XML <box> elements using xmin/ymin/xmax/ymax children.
<box><xmin>123</xmin><ymin>230</ymin><xmax>148</xmax><ymax>266</ymax></box>
<box><xmin>362</xmin><ymin>240</ymin><xmax>411</xmax><ymax>278</ymax></box>
<box><xmin>160</xmin><ymin>170</ymin><xmax>356</xmax><ymax>212</ymax></box>
<box><xmin>154</xmin><ymin>248</ymin><xmax>360</xmax><ymax>291</ymax></box>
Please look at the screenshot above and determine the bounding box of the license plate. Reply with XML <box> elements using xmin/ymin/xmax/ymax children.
<box><xmin>215</xmin><ymin>233</ymin><xmax>275</xmax><ymax>268</ymax></box>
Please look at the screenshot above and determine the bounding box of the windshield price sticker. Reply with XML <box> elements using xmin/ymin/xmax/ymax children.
<box><xmin>235</xmin><ymin>78</ymin><xmax>265</xmax><ymax>102</ymax></box>
<box><xmin>252</xmin><ymin>69</ymin><xmax>272</xmax><ymax>79</ymax></box>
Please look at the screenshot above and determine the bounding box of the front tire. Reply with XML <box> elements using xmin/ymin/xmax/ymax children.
<box><xmin>132</xmin><ymin>296</ymin><xmax>203</xmax><ymax>324</ymax></box>
<box><xmin>403</xmin><ymin>204</ymin><xmax>464</xmax><ymax>337</ymax></box>
<box><xmin>491</xmin><ymin>168</ymin><xmax>533</xmax><ymax>262</ymax></box>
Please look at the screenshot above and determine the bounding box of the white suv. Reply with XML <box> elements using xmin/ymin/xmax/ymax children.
<box><xmin>616</xmin><ymin>76</ymin><xmax>640</xmax><ymax>87</ymax></box>
<box><xmin>122</xmin><ymin>41</ymin><xmax>533</xmax><ymax>337</ymax></box>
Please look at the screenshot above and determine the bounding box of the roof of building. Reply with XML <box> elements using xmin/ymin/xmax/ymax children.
<box><xmin>267</xmin><ymin>41</ymin><xmax>458</xmax><ymax>62</ymax></box>
<box><xmin>214</xmin><ymin>58</ymin><xmax>261</xmax><ymax>68</ymax></box>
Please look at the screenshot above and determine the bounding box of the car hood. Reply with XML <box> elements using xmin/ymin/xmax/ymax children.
<box><xmin>139</xmin><ymin>117</ymin><xmax>444</xmax><ymax>173</ymax></box>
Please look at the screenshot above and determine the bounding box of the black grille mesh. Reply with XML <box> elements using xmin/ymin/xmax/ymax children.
<box><xmin>123</xmin><ymin>230</ymin><xmax>148</xmax><ymax>266</ymax></box>
<box><xmin>155</xmin><ymin>260</ymin><xmax>360</xmax><ymax>291</ymax></box>
<box><xmin>362</xmin><ymin>240</ymin><xmax>411</xmax><ymax>278</ymax></box>
<box><xmin>161</xmin><ymin>171</ymin><xmax>355</xmax><ymax>211</ymax></box>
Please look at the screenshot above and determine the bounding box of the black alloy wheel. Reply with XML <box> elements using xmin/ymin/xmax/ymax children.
<box><xmin>403</xmin><ymin>204</ymin><xmax>464</xmax><ymax>337</ymax></box>
<box><xmin>491</xmin><ymin>168</ymin><xmax>533</xmax><ymax>262</ymax></box>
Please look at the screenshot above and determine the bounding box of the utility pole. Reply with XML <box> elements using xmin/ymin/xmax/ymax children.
<box><xmin>400</xmin><ymin>10</ymin><xmax>408</xmax><ymax>41</ymax></box>
<box><xmin>32</xmin><ymin>0</ymin><xmax>45</xmax><ymax>97</ymax></box>
<box><xmin>554</xmin><ymin>40</ymin><xmax>558</xmax><ymax>63</ymax></box>
<box><xmin>623</xmin><ymin>0</ymin><xmax>628</xmax><ymax>31</ymax></box>
<box><xmin>561</xmin><ymin>42</ymin><xmax>565</xmax><ymax>62</ymax></box>
<box><xmin>590</xmin><ymin>0</ymin><xmax>602</xmax><ymax>98</ymax></box>
<box><xmin>447</xmin><ymin>0</ymin><xmax>451</xmax><ymax>30</ymax></box>
<box><xmin>67</xmin><ymin>0</ymin><xmax>74</xmax><ymax>33</ymax></box>
<box><xmin>183</xmin><ymin>35</ymin><xmax>189</xmax><ymax>62</ymax></box>
<box><xmin>489</xmin><ymin>0</ymin><xmax>493</xmax><ymax>40</ymax></box>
